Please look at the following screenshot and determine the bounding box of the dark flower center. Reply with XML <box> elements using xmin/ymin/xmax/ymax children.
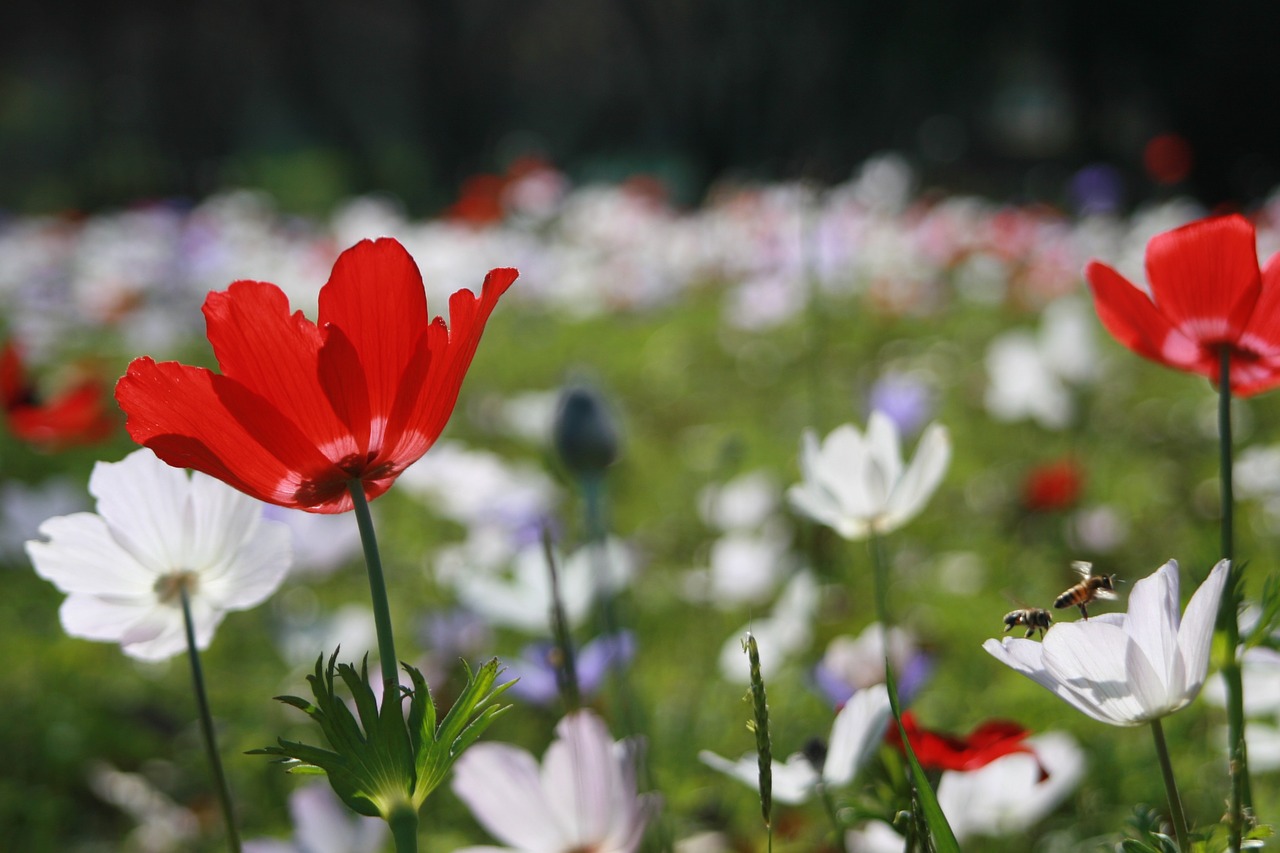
<box><xmin>154</xmin><ymin>570</ymin><xmax>199</xmax><ymax>605</ymax></box>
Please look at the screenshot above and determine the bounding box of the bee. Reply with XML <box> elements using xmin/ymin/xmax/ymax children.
<box><xmin>1003</xmin><ymin>607</ymin><xmax>1053</xmax><ymax>639</ymax></box>
<box><xmin>1053</xmin><ymin>560</ymin><xmax>1118</xmax><ymax>619</ymax></box>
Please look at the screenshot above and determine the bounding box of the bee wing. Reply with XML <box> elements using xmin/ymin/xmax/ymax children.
<box><xmin>1070</xmin><ymin>560</ymin><xmax>1094</xmax><ymax>579</ymax></box>
<box><xmin>1093</xmin><ymin>588</ymin><xmax>1119</xmax><ymax>601</ymax></box>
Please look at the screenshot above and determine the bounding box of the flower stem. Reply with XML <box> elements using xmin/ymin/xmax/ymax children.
<box><xmin>817</xmin><ymin>782</ymin><xmax>848</xmax><ymax>853</ymax></box>
<box><xmin>867</xmin><ymin>532</ymin><xmax>959</xmax><ymax>853</ymax></box>
<box><xmin>348</xmin><ymin>480</ymin><xmax>399</xmax><ymax>698</ymax></box>
<box><xmin>1150</xmin><ymin>718</ymin><xmax>1190</xmax><ymax>853</ymax></box>
<box><xmin>388</xmin><ymin>803</ymin><xmax>419</xmax><ymax>853</ymax></box>
<box><xmin>179</xmin><ymin>586</ymin><xmax>241</xmax><ymax>853</ymax></box>
<box><xmin>1217</xmin><ymin>350</ymin><xmax>1251</xmax><ymax>852</ymax></box>
<box><xmin>541</xmin><ymin>525</ymin><xmax>581</xmax><ymax>710</ymax></box>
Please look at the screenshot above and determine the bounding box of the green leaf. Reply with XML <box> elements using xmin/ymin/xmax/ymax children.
<box><xmin>884</xmin><ymin>662</ymin><xmax>960</xmax><ymax>853</ymax></box>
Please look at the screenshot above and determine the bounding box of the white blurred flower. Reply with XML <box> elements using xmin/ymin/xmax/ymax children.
<box><xmin>443</xmin><ymin>538</ymin><xmax>635</xmax><ymax>634</ymax></box>
<box><xmin>682</xmin><ymin>524</ymin><xmax>793</xmax><ymax>608</ymax></box>
<box><xmin>844</xmin><ymin>732</ymin><xmax>1084</xmax><ymax>848</ymax></box>
<box><xmin>1204</xmin><ymin>647</ymin><xmax>1280</xmax><ymax>772</ymax></box>
<box><xmin>936</xmin><ymin>732</ymin><xmax>1084</xmax><ymax>839</ymax></box>
<box><xmin>699</xmin><ymin>685</ymin><xmax>892</xmax><ymax>804</ymax></box>
<box><xmin>788</xmin><ymin>413</ymin><xmax>950</xmax><ymax>540</ymax></box>
<box><xmin>397</xmin><ymin>440</ymin><xmax>558</xmax><ymax>530</ymax></box>
<box><xmin>87</xmin><ymin>762</ymin><xmax>198</xmax><ymax>853</ymax></box>
<box><xmin>262</xmin><ymin>504</ymin><xmax>363</xmax><ymax>578</ymax></box>
<box><xmin>984</xmin><ymin>297</ymin><xmax>1097</xmax><ymax>429</ymax></box>
<box><xmin>26</xmin><ymin>450</ymin><xmax>292</xmax><ymax>661</ymax></box>
<box><xmin>814</xmin><ymin>623</ymin><xmax>926</xmax><ymax>705</ymax></box>
<box><xmin>698</xmin><ymin>471</ymin><xmax>780</xmax><ymax>532</ymax></box>
<box><xmin>718</xmin><ymin>571</ymin><xmax>819</xmax><ymax>682</ymax></box>
<box><xmin>243</xmin><ymin>783</ymin><xmax>387</xmax><ymax>853</ymax></box>
<box><xmin>451</xmin><ymin>709</ymin><xmax>659</xmax><ymax>853</ymax></box>
<box><xmin>0</xmin><ymin>477</ymin><xmax>87</xmax><ymax>560</ymax></box>
<box><xmin>985</xmin><ymin>559</ymin><xmax>1228</xmax><ymax>726</ymax></box>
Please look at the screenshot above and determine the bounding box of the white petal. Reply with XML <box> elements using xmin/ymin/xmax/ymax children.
<box><xmin>865</xmin><ymin>411</ymin><xmax>905</xmax><ymax>493</ymax></box>
<box><xmin>185</xmin><ymin>470</ymin><xmax>268</xmax><ymax>571</ymax></box>
<box><xmin>699</xmin><ymin>750</ymin><xmax>817</xmax><ymax>805</ymax></box>
<box><xmin>27</xmin><ymin>513</ymin><xmax>157</xmax><ymax>595</ymax></box>
<box><xmin>1124</xmin><ymin>560</ymin><xmax>1181</xmax><ymax>690</ymax></box>
<box><xmin>542</xmin><ymin>711</ymin><xmax>619</xmax><ymax>845</ymax></box>
<box><xmin>983</xmin><ymin>635</ymin><xmax>1121</xmax><ymax>726</ymax></box>
<box><xmin>1174</xmin><ymin>559</ymin><xmax>1230</xmax><ymax>699</ymax></box>
<box><xmin>89</xmin><ymin>451</ymin><xmax>193</xmax><ymax>574</ymax></box>
<box><xmin>199</xmin><ymin>519</ymin><xmax>292</xmax><ymax>611</ymax></box>
<box><xmin>451</xmin><ymin>742</ymin><xmax>565</xmax><ymax>849</ymax></box>
<box><xmin>882</xmin><ymin>423</ymin><xmax>949</xmax><ymax>532</ymax></box>
<box><xmin>58</xmin><ymin>594</ymin><xmax>165</xmax><ymax>644</ymax></box>
<box><xmin>1042</xmin><ymin>622</ymin><xmax>1159</xmax><ymax>725</ymax></box>
<box><xmin>815</xmin><ymin>425</ymin><xmax>879</xmax><ymax>521</ymax></box>
<box><xmin>126</xmin><ymin>599</ymin><xmax>225</xmax><ymax>662</ymax></box>
<box><xmin>823</xmin><ymin>685</ymin><xmax>892</xmax><ymax>787</ymax></box>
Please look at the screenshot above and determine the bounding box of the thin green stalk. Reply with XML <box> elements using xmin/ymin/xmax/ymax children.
<box><xmin>1218</xmin><ymin>350</ymin><xmax>1251</xmax><ymax>852</ymax></box>
<box><xmin>180</xmin><ymin>586</ymin><xmax>241</xmax><ymax>853</ymax></box>
<box><xmin>388</xmin><ymin>803</ymin><xmax>419</xmax><ymax>853</ymax></box>
<box><xmin>542</xmin><ymin>526</ymin><xmax>581</xmax><ymax>710</ymax></box>
<box><xmin>1151</xmin><ymin>718</ymin><xmax>1190</xmax><ymax>853</ymax></box>
<box><xmin>348</xmin><ymin>480</ymin><xmax>400</xmax><ymax>698</ymax></box>
<box><xmin>817</xmin><ymin>782</ymin><xmax>848</xmax><ymax>853</ymax></box>
<box><xmin>581</xmin><ymin>472</ymin><xmax>672</xmax><ymax>853</ymax></box>
<box><xmin>868</xmin><ymin>531</ymin><xmax>959</xmax><ymax>853</ymax></box>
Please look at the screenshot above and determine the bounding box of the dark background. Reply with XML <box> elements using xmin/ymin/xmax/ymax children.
<box><xmin>3</xmin><ymin>0</ymin><xmax>1278</xmax><ymax>215</ymax></box>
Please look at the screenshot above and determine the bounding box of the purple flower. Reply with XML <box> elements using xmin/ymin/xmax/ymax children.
<box><xmin>506</xmin><ymin>631</ymin><xmax>636</xmax><ymax>706</ymax></box>
<box><xmin>867</xmin><ymin>372</ymin><xmax>934</xmax><ymax>437</ymax></box>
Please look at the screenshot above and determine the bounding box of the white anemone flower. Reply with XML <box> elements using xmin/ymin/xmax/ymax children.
<box><xmin>26</xmin><ymin>449</ymin><xmax>292</xmax><ymax>662</ymax></box>
<box><xmin>451</xmin><ymin>709</ymin><xmax>660</xmax><ymax>853</ymax></box>
<box><xmin>787</xmin><ymin>412</ymin><xmax>950</xmax><ymax>540</ymax></box>
<box><xmin>984</xmin><ymin>559</ymin><xmax>1229</xmax><ymax>726</ymax></box>
<box><xmin>698</xmin><ymin>685</ymin><xmax>892</xmax><ymax>804</ymax></box>
<box><xmin>845</xmin><ymin>732</ymin><xmax>1084</xmax><ymax>849</ymax></box>
<box><xmin>243</xmin><ymin>784</ymin><xmax>387</xmax><ymax>853</ymax></box>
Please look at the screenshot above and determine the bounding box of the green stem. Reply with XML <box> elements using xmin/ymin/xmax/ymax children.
<box><xmin>541</xmin><ymin>526</ymin><xmax>581</xmax><ymax>710</ymax></box>
<box><xmin>817</xmin><ymin>782</ymin><xmax>848</xmax><ymax>853</ymax></box>
<box><xmin>180</xmin><ymin>586</ymin><xmax>241</xmax><ymax>853</ymax></box>
<box><xmin>1151</xmin><ymin>718</ymin><xmax>1190</xmax><ymax>853</ymax></box>
<box><xmin>348</xmin><ymin>480</ymin><xmax>399</xmax><ymax>698</ymax></box>
<box><xmin>388</xmin><ymin>803</ymin><xmax>419</xmax><ymax>853</ymax></box>
<box><xmin>1218</xmin><ymin>350</ymin><xmax>1251</xmax><ymax>852</ymax></box>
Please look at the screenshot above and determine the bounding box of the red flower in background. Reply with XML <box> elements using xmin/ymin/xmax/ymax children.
<box><xmin>116</xmin><ymin>238</ymin><xmax>517</xmax><ymax>513</ymax></box>
<box><xmin>1023</xmin><ymin>458</ymin><xmax>1084</xmax><ymax>512</ymax></box>
<box><xmin>888</xmin><ymin>712</ymin><xmax>1040</xmax><ymax>774</ymax></box>
<box><xmin>1085</xmin><ymin>214</ymin><xmax>1280</xmax><ymax>396</ymax></box>
<box><xmin>0</xmin><ymin>342</ymin><xmax>114</xmax><ymax>449</ymax></box>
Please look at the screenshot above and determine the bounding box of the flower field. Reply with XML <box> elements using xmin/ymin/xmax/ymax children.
<box><xmin>4</xmin><ymin>155</ymin><xmax>1280</xmax><ymax>851</ymax></box>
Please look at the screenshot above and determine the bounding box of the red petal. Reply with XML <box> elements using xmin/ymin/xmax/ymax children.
<box><xmin>317</xmin><ymin>238</ymin><xmax>429</xmax><ymax>451</ymax></box>
<box><xmin>8</xmin><ymin>380</ymin><xmax>115</xmax><ymax>448</ymax></box>
<box><xmin>204</xmin><ymin>280</ymin><xmax>361</xmax><ymax>465</ymax></box>
<box><xmin>1145</xmin><ymin>214</ymin><xmax>1260</xmax><ymax>343</ymax></box>
<box><xmin>1238</xmin><ymin>251</ymin><xmax>1280</xmax><ymax>359</ymax></box>
<box><xmin>115</xmin><ymin>357</ymin><xmax>348</xmax><ymax>509</ymax></box>
<box><xmin>379</xmin><ymin>266</ymin><xmax>519</xmax><ymax>468</ymax></box>
<box><xmin>0</xmin><ymin>341</ymin><xmax>26</xmax><ymax>408</ymax></box>
<box><xmin>1086</xmin><ymin>260</ymin><xmax>1203</xmax><ymax>370</ymax></box>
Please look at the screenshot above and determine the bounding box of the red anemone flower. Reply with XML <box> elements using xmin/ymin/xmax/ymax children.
<box><xmin>116</xmin><ymin>238</ymin><xmax>517</xmax><ymax>513</ymax></box>
<box><xmin>1</xmin><ymin>341</ymin><xmax>115</xmax><ymax>449</ymax></box>
<box><xmin>887</xmin><ymin>712</ymin><xmax>1038</xmax><ymax>774</ymax></box>
<box><xmin>1084</xmin><ymin>214</ymin><xmax>1280</xmax><ymax>396</ymax></box>
<box><xmin>1023</xmin><ymin>458</ymin><xmax>1084</xmax><ymax>512</ymax></box>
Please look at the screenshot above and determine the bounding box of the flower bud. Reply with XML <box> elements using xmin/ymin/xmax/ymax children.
<box><xmin>553</xmin><ymin>383</ymin><xmax>620</xmax><ymax>475</ymax></box>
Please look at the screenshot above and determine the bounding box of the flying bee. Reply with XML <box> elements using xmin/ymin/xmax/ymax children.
<box><xmin>1053</xmin><ymin>560</ymin><xmax>1119</xmax><ymax>619</ymax></box>
<box><xmin>1003</xmin><ymin>607</ymin><xmax>1053</xmax><ymax>639</ymax></box>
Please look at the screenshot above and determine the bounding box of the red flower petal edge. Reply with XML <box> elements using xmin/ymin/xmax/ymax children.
<box><xmin>888</xmin><ymin>711</ymin><xmax>1041</xmax><ymax>774</ymax></box>
<box><xmin>116</xmin><ymin>238</ymin><xmax>517</xmax><ymax>513</ymax></box>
